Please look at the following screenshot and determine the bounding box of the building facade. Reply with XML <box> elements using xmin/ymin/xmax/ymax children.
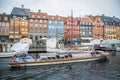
<box><xmin>10</xmin><ymin>5</ymin><xmax>30</xmax><ymax>41</ymax></box>
<box><xmin>29</xmin><ymin>11</ymin><xmax>48</xmax><ymax>41</ymax></box>
<box><xmin>111</xmin><ymin>17</ymin><xmax>120</xmax><ymax>40</ymax></box>
<box><xmin>90</xmin><ymin>16</ymin><xmax>104</xmax><ymax>39</ymax></box>
<box><xmin>0</xmin><ymin>13</ymin><xmax>10</xmax><ymax>42</ymax></box>
<box><xmin>77</xmin><ymin>17</ymin><xmax>92</xmax><ymax>40</ymax></box>
<box><xmin>100</xmin><ymin>15</ymin><xmax>117</xmax><ymax>39</ymax></box>
<box><xmin>48</xmin><ymin>15</ymin><xmax>64</xmax><ymax>38</ymax></box>
<box><xmin>64</xmin><ymin>16</ymin><xmax>80</xmax><ymax>43</ymax></box>
<box><xmin>9</xmin><ymin>17</ymin><xmax>28</xmax><ymax>39</ymax></box>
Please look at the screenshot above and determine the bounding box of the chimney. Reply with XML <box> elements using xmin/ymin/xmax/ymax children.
<box><xmin>38</xmin><ymin>9</ymin><xmax>41</xmax><ymax>13</ymax></box>
<box><xmin>3</xmin><ymin>12</ymin><xmax>6</xmax><ymax>14</ymax></box>
<box><xmin>21</xmin><ymin>4</ymin><xmax>24</xmax><ymax>9</ymax></box>
<box><xmin>102</xmin><ymin>14</ymin><xmax>105</xmax><ymax>16</ymax></box>
<box><xmin>113</xmin><ymin>16</ymin><xmax>115</xmax><ymax>18</ymax></box>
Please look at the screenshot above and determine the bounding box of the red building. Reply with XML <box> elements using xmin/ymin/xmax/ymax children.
<box><xmin>64</xmin><ymin>16</ymin><xmax>80</xmax><ymax>43</ymax></box>
<box><xmin>0</xmin><ymin>13</ymin><xmax>10</xmax><ymax>41</ymax></box>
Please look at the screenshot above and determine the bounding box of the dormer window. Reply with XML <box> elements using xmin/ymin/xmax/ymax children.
<box><xmin>4</xmin><ymin>17</ymin><xmax>8</xmax><ymax>21</ymax></box>
<box><xmin>52</xmin><ymin>16</ymin><xmax>54</xmax><ymax>19</ymax></box>
<box><xmin>32</xmin><ymin>14</ymin><xmax>34</xmax><ymax>18</ymax></box>
<box><xmin>38</xmin><ymin>15</ymin><xmax>40</xmax><ymax>18</ymax></box>
<box><xmin>43</xmin><ymin>16</ymin><xmax>46</xmax><ymax>18</ymax></box>
<box><xmin>23</xmin><ymin>16</ymin><xmax>27</xmax><ymax>19</ymax></box>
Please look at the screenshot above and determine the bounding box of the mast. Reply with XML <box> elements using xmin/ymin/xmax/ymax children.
<box><xmin>71</xmin><ymin>9</ymin><xmax>73</xmax><ymax>45</ymax></box>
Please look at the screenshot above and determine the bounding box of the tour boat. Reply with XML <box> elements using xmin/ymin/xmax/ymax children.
<box><xmin>9</xmin><ymin>51</ymin><xmax>109</xmax><ymax>67</ymax></box>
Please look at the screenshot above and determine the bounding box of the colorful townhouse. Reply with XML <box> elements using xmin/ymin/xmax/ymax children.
<box><xmin>111</xmin><ymin>17</ymin><xmax>120</xmax><ymax>40</ymax></box>
<box><xmin>100</xmin><ymin>15</ymin><xmax>117</xmax><ymax>39</ymax></box>
<box><xmin>77</xmin><ymin>17</ymin><xmax>92</xmax><ymax>41</ymax></box>
<box><xmin>64</xmin><ymin>16</ymin><xmax>80</xmax><ymax>44</ymax></box>
<box><xmin>9</xmin><ymin>5</ymin><xmax>30</xmax><ymax>41</ymax></box>
<box><xmin>88</xmin><ymin>15</ymin><xmax>104</xmax><ymax>39</ymax></box>
<box><xmin>48</xmin><ymin>15</ymin><xmax>64</xmax><ymax>38</ymax></box>
<box><xmin>29</xmin><ymin>10</ymin><xmax>48</xmax><ymax>41</ymax></box>
<box><xmin>0</xmin><ymin>13</ymin><xmax>10</xmax><ymax>41</ymax></box>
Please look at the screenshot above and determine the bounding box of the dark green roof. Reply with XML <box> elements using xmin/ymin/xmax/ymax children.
<box><xmin>11</xmin><ymin>7</ymin><xmax>30</xmax><ymax>16</ymax></box>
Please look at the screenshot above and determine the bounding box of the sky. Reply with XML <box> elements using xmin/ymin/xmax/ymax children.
<box><xmin>0</xmin><ymin>0</ymin><xmax>120</xmax><ymax>18</ymax></box>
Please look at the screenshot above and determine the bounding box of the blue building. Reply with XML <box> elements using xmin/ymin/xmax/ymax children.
<box><xmin>48</xmin><ymin>15</ymin><xmax>64</xmax><ymax>38</ymax></box>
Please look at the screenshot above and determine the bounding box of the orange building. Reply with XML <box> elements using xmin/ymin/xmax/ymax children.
<box><xmin>9</xmin><ymin>17</ymin><xmax>29</xmax><ymax>39</ymax></box>
<box><xmin>10</xmin><ymin>5</ymin><xmax>30</xmax><ymax>41</ymax></box>
<box><xmin>88</xmin><ymin>15</ymin><xmax>104</xmax><ymax>39</ymax></box>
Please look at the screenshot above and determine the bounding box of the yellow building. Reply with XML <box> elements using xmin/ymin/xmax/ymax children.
<box><xmin>116</xmin><ymin>26</ymin><xmax>120</xmax><ymax>40</ymax></box>
<box><xmin>105</xmin><ymin>25</ymin><xmax>117</xmax><ymax>39</ymax></box>
<box><xmin>100</xmin><ymin>15</ymin><xmax>119</xmax><ymax>39</ymax></box>
<box><xmin>9</xmin><ymin>17</ymin><xmax>29</xmax><ymax>40</ymax></box>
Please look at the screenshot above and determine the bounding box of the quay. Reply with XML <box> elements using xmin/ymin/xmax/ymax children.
<box><xmin>0</xmin><ymin>42</ymin><xmax>46</xmax><ymax>53</ymax></box>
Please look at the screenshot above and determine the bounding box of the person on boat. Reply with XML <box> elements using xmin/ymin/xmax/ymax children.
<box><xmin>36</xmin><ymin>53</ymin><xmax>40</xmax><ymax>58</ymax></box>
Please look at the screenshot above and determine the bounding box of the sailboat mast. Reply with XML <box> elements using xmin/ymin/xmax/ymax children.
<box><xmin>71</xmin><ymin>9</ymin><xmax>73</xmax><ymax>45</ymax></box>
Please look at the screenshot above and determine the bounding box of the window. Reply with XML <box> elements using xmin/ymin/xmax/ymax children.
<box><xmin>43</xmin><ymin>16</ymin><xmax>46</xmax><ymax>18</ymax></box>
<box><xmin>38</xmin><ymin>15</ymin><xmax>40</xmax><ymax>18</ymax></box>
<box><xmin>4</xmin><ymin>17</ymin><xmax>8</xmax><ymax>21</ymax></box>
<box><xmin>35</xmin><ymin>19</ymin><xmax>38</xmax><ymax>22</ymax></box>
<box><xmin>44</xmin><ymin>24</ymin><xmax>47</xmax><ymax>28</ymax></box>
<box><xmin>32</xmin><ymin>15</ymin><xmax>34</xmax><ymax>18</ymax></box>
<box><xmin>22</xmin><ymin>28</ymin><xmax>24</xmax><ymax>31</ymax></box>
<box><xmin>40</xmin><ymin>24</ymin><xmax>42</xmax><ymax>27</ymax></box>
<box><xmin>49</xmin><ymin>21</ymin><xmax>52</xmax><ymax>23</ymax></box>
<box><xmin>52</xmin><ymin>16</ymin><xmax>54</xmax><ymax>19</ymax></box>
<box><xmin>25</xmin><ymin>22</ymin><xmax>28</xmax><ymax>25</ymax></box>
<box><xmin>44</xmin><ymin>20</ymin><xmax>47</xmax><ymax>23</ymax></box>
<box><xmin>22</xmin><ymin>22</ymin><xmax>24</xmax><ymax>25</ymax></box>
<box><xmin>40</xmin><ymin>20</ymin><xmax>42</xmax><ymax>23</ymax></box>
<box><xmin>6</xmin><ymin>22</ymin><xmax>9</xmax><ymax>26</ymax></box>
<box><xmin>30</xmin><ymin>35</ymin><xmax>33</xmax><ymax>39</ymax></box>
<box><xmin>30</xmin><ymin>19</ymin><xmax>33</xmax><ymax>22</ymax></box>
<box><xmin>23</xmin><ymin>16</ymin><xmax>27</xmax><ymax>19</ymax></box>
<box><xmin>13</xmin><ymin>16</ymin><xmax>16</xmax><ymax>19</ymax></box>
<box><xmin>2</xmin><ymin>22</ymin><xmax>5</xmax><ymax>26</ymax></box>
<box><xmin>0</xmin><ymin>22</ymin><xmax>1</xmax><ymax>26</ymax></box>
<box><xmin>35</xmin><ymin>24</ymin><xmax>38</xmax><ymax>27</ymax></box>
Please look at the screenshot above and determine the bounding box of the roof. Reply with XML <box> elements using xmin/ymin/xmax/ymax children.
<box><xmin>111</xmin><ymin>17</ymin><xmax>120</xmax><ymax>23</ymax></box>
<box><xmin>11</xmin><ymin>7</ymin><xmax>30</xmax><ymax>16</ymax></box>
<box><xmin>99</xmin><ymin>16</ymin><xmax>113</xmax><ymax>23</ymax></box>
<box><xmin>77</xmin><ymin>17</ymin><xmax>91</xmax><ymax>22</ymax></box>
<box><xmin>48</xmin><ymin>15</ymin><xmax>64</xmax><ymax>21</ymax></box>
<box><xmin>29</xmin><ymin>12</ymin><xmax>48</xmax><ymax>19</ymax></box>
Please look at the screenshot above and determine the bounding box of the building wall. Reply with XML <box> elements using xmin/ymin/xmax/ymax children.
<box><xmin>48</xmin><ymin>17</ymin><xmax>64</xmax><ymax>38</ymax></box>
<box><xmin>92</xmin><ymin>16</ymin><xmax>104</xmax><ymax>39</ymax></box>
<box><xmin>104</xmin><ymin>24</ymin><xmax>117</xmax><ymax>39</ymax></box>
<box><xmin>64</xmin><ymin>17</ymin><xmax>80</xmax><ymax>41</ymax></box>
<box><xmin>29</xmin><ymin>12</ymin><xmax>48</xmax><ymax>41</ymax></box>
<box><xmin>117</xmin><ymin>26</ymin><xmax>120</xmax><ymax>39</ymax></box>
<box><xmin>0</xmin><ymin>13</ymin><xmax>10</xmax><ymax>41</ymax></box>
<box><xmin>9</xmin><ymin>17</ymin><xmax>29</xmax><ymax>39</ymax></box>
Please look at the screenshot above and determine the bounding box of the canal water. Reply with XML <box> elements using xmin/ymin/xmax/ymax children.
<box><xmin>0</xmin><ymin>51</ymin><xmax>120</xmax><ymax>80</ymax></box>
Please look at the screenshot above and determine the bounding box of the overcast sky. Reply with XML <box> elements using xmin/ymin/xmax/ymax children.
<box><xmin>0</xmin><ymin>0</ymin><xmax>120</xmax><ymax>18</ymax></box>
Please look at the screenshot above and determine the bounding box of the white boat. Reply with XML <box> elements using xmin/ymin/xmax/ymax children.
<box><xmin>99</xmin><ymin>39</ymin><xmax>120</xmax><ymax>51</ymax></box>
<box><xmin>9</xmin><ymin>51</ymin><xmax>109</xmax><ymax>67</ymax></box>
<box><xmin>46</xmin><ymin>38</ymin><xmax>67</xmax><ymax>53</ymax></box>
<box><xmin>0</xmin><ymin>52</ymin><xmax>17</xmax><ymax>58</ymax></box>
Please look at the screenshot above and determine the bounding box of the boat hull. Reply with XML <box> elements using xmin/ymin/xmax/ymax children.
<box><xmin>9</xmin><ymin>56</ymin><xmax>106</xmax><ymax>67</ymax></box>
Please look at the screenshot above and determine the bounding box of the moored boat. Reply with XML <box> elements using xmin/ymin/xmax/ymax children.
<box><xmin>9</xmin><ymin>51</ymin><xmax>109</xmax><ymax>67</ymax></box>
